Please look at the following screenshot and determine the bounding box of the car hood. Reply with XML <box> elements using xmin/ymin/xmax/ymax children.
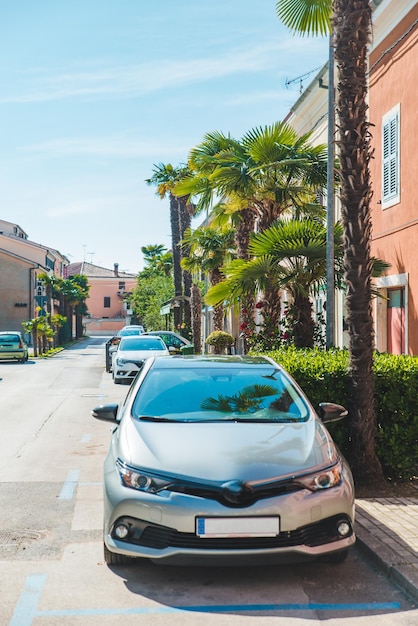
<box><xmin>118</xmin><ymin>417</ymin><xmax>337</xmax><ymax>482</ymax></box>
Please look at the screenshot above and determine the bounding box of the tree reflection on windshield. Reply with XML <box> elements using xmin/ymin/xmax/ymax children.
<box><xmin>201</xmin><ymin>384</ymin><xmax>279</xmax><ymax>413</ymax></box>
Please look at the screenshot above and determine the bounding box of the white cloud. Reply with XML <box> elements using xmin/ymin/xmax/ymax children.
<box><xmin>18</xmin><ymin>135</ymin><xmax>190</xmax><ymax>160</ymax></box>
<box><xmin>0</xmin><ymin>39</ymin><xmax>326</xmax><ymax>104</ymax></box>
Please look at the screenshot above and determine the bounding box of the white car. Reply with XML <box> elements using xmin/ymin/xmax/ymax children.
<box><xmin>112</xmin><ymin>335</ymin><xmax>169</xmax><ymax>384</ymax></box>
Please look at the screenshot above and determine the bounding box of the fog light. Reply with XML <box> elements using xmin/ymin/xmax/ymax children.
<box><xmin>337</xmin><ymin>520</ymin><xmax>351</xmax><ymax>537</ymax></box>
<box><xmin>114</xmin><ymin>524</ymin><xmax>129</xmax><ymax>539</ymax></box>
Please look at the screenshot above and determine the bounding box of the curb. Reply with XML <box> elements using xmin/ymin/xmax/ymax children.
<box><xmin>355</xmin><ymin>515</ymin><xmax>418</xmax><ymax>604</ymax></box>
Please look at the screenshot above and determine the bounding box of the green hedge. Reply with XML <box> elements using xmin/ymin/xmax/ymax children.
<box><xmin>257</xmin><ymin>347</ymin><xmax>418</xmax><ymax>480</ymax></box>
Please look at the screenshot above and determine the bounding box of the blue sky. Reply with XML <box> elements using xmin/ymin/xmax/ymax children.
<box><xmin>0</xmin><ymin>1</ymin><xmax>328</xmax><ymax>273</ymax></box>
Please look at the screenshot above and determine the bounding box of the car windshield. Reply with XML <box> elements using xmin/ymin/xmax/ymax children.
<box><xmin>120</xmin><ymin>338</ymin><xmax>164</xmax><ymax>351</ymax></box>
<box><xmin>131</xmin><ymin>365</ymin><xmax>309</xmax><ymax>423</ymax></box>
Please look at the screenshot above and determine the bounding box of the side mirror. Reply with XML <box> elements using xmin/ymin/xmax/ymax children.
<box><xmin>318</xmin><ymin>402</ymin><xmax>348</xmax><ymax>423</ymax></box>
<box><xmin>92</xmin><ymin>403</ymin><xmax>119</xmax><ymax>422</ymax></box>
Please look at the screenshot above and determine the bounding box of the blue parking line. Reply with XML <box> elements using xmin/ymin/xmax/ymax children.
<box><xmin>9</xmin><ymin>573</ymin><xmax>46</xmax><ymax>626</ymax></box>
<box><xmin>36</xmin><ymin>601</ymin><xmax>401</xmax><ymax>617</ymax></box>
<box><xmin>58</xmin><ymin>470</ymin><xmax>80</xmax><ymax>500</ymax></box>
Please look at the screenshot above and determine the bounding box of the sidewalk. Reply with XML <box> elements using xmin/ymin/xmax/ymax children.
<box><xmin>355</xmin><ymin>489</ymin><xmax>418</xmax><ymax>603</ymax></box>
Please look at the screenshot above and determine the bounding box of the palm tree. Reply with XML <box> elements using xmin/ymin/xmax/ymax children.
<box><xmin>140</xmin><ymin>245</ymin><xmax>172</xmax><ymax>278</ymax></box>
<box><xmin>178</xmin><ymin>125</ymin><xmax>327</xmax><ymax>352</ymax></box>
<box><xmin>146</xmin><ymin>163</ymin><xmax>192</xmax><ymax>330</ymax></box>
<box><xmin>206</xmin><ymin>219</ymin><xmax>345</xmax><ymax>348</ymax></box>
<box><xmin>181</xmin><ymin>226</ymin><xmax>236</xmax><ymax>332</ymax></box>
<box><xmin>276</xmin><ymin>0</ymin><xmax>384</xmax><ymax>484</ymax></box>
<box><xmin>206</xmin><ymin>123</ymin><xmax>328</xmax><ymax>231</ymax></box>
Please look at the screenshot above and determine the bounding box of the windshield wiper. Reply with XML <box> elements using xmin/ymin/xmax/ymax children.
<box><xmin>138</xmin><ymin>415</ymin><xmax>178</xmax><ymax>422</ymax></box>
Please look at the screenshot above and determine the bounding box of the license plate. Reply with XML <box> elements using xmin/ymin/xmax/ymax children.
<box><xmin>196</xmin><ymin>516</ymin><xmax>280</xmax><ymax>538</ymax></box>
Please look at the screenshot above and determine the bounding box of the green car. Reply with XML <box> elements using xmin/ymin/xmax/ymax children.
<box><xmin>0</xmin><ymin>331</ymin><xmax>29</xmax><ymax>362</ymax></box>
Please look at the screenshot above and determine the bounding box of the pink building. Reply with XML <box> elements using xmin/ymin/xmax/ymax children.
<box><xmin>369</xmin><ymin>1</ymin><xmax>418</xmax><ymax>354</ymax></box>
<box><xmin>0</xmin><ymin>220</ymin><xmax>69</xmax><ymax>333</ymax></box>
<box><xmin>66</xmin><ymin>261</ymin><xmax>138</xmax><ymax>335</ymax></box>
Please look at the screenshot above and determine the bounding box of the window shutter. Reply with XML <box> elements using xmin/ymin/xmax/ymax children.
<box><xmin>382</xmin><ymin>110</ymin><xmax>399</xmax><ymax>203</ymax></box>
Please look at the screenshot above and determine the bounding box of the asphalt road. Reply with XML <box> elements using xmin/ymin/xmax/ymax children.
<box><xmin>0</xmin><ymin>337</ymin><xmax>417</xmax><ymax>625</ymax></box>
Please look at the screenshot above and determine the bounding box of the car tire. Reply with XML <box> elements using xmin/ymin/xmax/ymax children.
<box><xmin>104</xmin><ymin>544</ymin><xmax>133</xmax><ymax>566</ymax></box>
<box><xmin>320</xmin><ymin>549</ymin><xmax>349</xmax><ymax>564</ymax></box>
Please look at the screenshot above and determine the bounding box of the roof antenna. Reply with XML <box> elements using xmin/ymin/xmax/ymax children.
<box><xmin>285</xmin><ymin>66</ymin><xmax>321</xmax><ymax>94</ymax></box>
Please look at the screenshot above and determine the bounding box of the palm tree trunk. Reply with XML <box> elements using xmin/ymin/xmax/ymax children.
<box><xmin>169</xmin><ymin>193</ymin><xmax>183</xmax><ymax>330</ymax></box>
<box><xmin>333</xmin><ymin>0</ymin><xmax>384</xmax><ymax>484</ymax></box>
<box><xmin>292</xmin><ymin>293</ymin><xmax>314</xmax><ymax>348</ymax></box>
<box><xmin>211</xmin><ymin>269</ymin><xmax>224</xmax><ymax>332</ymax></box>
<box><xmin>190</xmin><ymin>283</ymin><xmax>202</xmax><ymax>353</ymax></box>
<box><xmin>237</xmin><ymin>208</ymin><xmax>256</xmax><ymax>354</ymax></box>
<box><xmin>178</xmin><ymin>195</ymin><xmax>193</xmax><ymax>333</ymax></box>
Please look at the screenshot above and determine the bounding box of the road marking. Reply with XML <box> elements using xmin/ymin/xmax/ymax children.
<box><xmin>80</xmin><ymin>434</ymin><xmax>91</xmax><ymax>443</ymax></box>
<box><xmin>35</xmin><ymin>601</ymin><xmax>401</xmax><ymax>617</ymax></box>
<box><xmin>9</xmin><ymin>573</ymin><xmax>46</xmax><ymax>626</ymax></box>
<box><xmin>59</xmin><ymin>470</ymin><xmax>80</xmax><ymax>500</ymax></box>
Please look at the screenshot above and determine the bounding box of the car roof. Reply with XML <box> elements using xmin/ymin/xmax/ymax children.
<box><xmin>143</xmin><ymin>330</ymin><xmax>190</xmax><ymax>342</ymax></box>
<box><xmin>146</xmin><ymin>354</ymin><xmax>275</xmax><ymax>369</ymax></box>
<box><xmin>117</xmin><ymin>327</ymin><xmax>143</xmax><ymax>335</ymax></box>
<box><xmin>119</xmin><ymin>335</ymin><xmax>165</xmax><ymax>346</ymax></box>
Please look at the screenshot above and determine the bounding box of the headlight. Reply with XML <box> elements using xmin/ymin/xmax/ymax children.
<box><xmin>116</xmin><ymin>358</ymin><xmax>128</xmax><ymax>366</ymax></box>
<box><xmin>116</xmin><ymin>459</ymin><xmax>173</xmax><ymax>493</ymax></box>
<box><xmin>297</xmin><ymin>462</ymin><xmax>342</xmax><ymax>491</ymax></box>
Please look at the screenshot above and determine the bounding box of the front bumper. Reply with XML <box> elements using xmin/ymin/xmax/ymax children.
<box><xmin>105</xmin><ymin>514</ymin><xmax>355</xmax><ymax>564</ymax></box>
<box><xmin>103</xmin><ymin>471</ymin><xmax>356</xmax><ymax>563</ymax></box>
<box><xmin>114</xmin><ymin>363</ymin><xmax>143</xmax><ymax>382</ymax></box>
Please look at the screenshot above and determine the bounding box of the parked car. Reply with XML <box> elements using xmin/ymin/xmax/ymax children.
<box><xmin>111</xmin><ymin>335</ymin><xmax>169</xmax><ymax>384</ymax></box>
<box><xmin>0</xmin><ymin>331</ymin><xmax>29</xmax><ymax>362</ymax></box>
<box><xmin>117</xmin><ymin>325</ymin><xmax>145</xmax><ymax>335</ymax></box>
<box><xmin>93</xmin><ymin>354</ymin><xmax>355</xmax><ymax>566</ymax></box>
<box><xmin>107</xmin><ymin>325</ymin><xmax>146</xmax><ymax>366</ymax></box>
<box><xmin>142</xmin><ymin>330</ymin><xmax>191</xmax><ymax>354</ymax></box>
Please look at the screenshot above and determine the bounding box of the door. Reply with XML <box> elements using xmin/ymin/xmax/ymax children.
<box><xmin>387</xmin><ymin>288</ymin><xmax>405</xmax><ymax>354</ymax></box>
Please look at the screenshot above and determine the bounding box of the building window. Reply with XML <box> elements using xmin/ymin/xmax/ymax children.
<box><xmin>104</xmin><ymin>297</ymin><xmax>111</xmax><ymax>308</ymax></box>
<box><xmin>382</xmin><ymin>104</ymin><xmax>400</xmax><ymax>208</ymax></box>
<box><xmin>45</xmin><ymin>257</ymin><xmax>55</xmax><ymax>271</ymax></box>
<box><xmin>118</xmin><ymin>281</ymin><xmax>125</xmax><ymax>292</ymax></box>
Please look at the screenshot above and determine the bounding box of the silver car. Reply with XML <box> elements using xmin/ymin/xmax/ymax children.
<box><xmin>0</xmin><ymin>331</ymin><xmax>29</xmax><ymax>362</ymax></box>
<box><xmin>111</xmin><ymin>335</ymin><xmax>169</xmax><ymax>384</ymax></box>
<box><xmin>93</xmin><ymin>355</ymin><xmax>355</xmax><ymax>566</ymax></box>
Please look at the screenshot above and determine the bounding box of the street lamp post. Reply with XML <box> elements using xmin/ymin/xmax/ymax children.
<box><xmin>326</xmin><ymin>35</ymin><xmax>335</xmax><ymax>349</ymax></box>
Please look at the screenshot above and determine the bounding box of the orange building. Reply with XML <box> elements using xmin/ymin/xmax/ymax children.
<box><xmin>66</xmin><ymin>261</ymin><xmax>137</xmax><ymax>335</ymax></box>
<box><xmin>369</xmin><ymin>2</ymin><xmax>418</xmax><ymax>354</ymax></box>
<box><xmin>0</xmin><ymin>220</ymin><xmax>69</xmax><ymax>333</ymax></box>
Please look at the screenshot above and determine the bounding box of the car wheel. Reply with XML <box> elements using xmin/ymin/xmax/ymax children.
<box><xmin>321</xmin><ymin>549</ymin><xmax>349</xmax><ymax>564</ymax></box>
<box><xmin>104</xmin><ymin>544</ymin><xmax>133</xmax><ymax>566</ymax></box>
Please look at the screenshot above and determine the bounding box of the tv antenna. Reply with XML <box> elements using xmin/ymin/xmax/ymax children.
<box><xmin>285</xmin><ymin>66</ymin><xmax>321</xmax><ymax>94</ymax></box>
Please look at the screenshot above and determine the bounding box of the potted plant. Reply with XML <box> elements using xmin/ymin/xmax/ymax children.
<box><xmin>205</xmin><ymin>331</ymin><xmax>235</xmax><ymax>355</ymax></box>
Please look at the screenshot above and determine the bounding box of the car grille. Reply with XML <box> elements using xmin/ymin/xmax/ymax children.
<box><xmin>112</xmin><ymin>515</ymin><xmax>352</xmax><ymax>550</ymax></box>
<box><xmin>170</xmin><ymin>482</ymin><xmax>304</xmax><ymax>507</ymax></box>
